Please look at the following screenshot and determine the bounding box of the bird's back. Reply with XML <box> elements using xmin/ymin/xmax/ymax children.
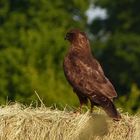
<box><xmin>63</xmin><ymin>51</ymin><xmax>117</xmax><ymax>100</ymax></box>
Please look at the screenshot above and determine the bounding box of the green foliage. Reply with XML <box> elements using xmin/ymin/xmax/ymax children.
<box><xmin>118</xmin><ymin>84</ymin><xmax>140</xmax><ymax>113</ymax></box>
<box><xmin>0</xmin><ymin>0</ymin><xmax>89</xmax><ymax>106</ymax></box>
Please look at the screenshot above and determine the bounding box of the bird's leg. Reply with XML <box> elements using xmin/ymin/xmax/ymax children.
<box><xmin>73</xmin><ymin>90</ymin><xmax>88</xmax><ymax>113</ymax></box>
<box><xmin>79</xmin><ymin>102</ymin><xmax>83</xmax><ymax>113</ymax></box>
<box><xmin>90</xmin><ymin>102</ymin><xmax>94</xmax><ymax>113</ymax></box>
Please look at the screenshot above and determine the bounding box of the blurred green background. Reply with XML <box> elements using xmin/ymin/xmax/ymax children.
<box><xmin>0</xmin><ymin>0</ymin><xmax>140</xmax><ymax>114</ymax></box>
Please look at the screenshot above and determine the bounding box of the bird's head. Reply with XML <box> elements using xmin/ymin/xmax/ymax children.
<box><xmin>65</xmin><ymin>29</ymin><xmax>89</xmax><ymax>46</ymax></box>
<box><xmin>65</xmin><ymin>29</ymin><xmax>91</xmax><ymax>54</ymax></box>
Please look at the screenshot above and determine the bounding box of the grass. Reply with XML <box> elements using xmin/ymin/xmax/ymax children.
<box><xmin>0</xmin><ymin>103</ymin><xmax>139</xmax><ymax>140</ymax></box>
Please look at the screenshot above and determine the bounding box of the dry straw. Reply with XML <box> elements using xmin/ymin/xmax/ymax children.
<box><xmin>0</xmin><ymin>102</ymin><xmax>139</xmax><ymax>140</ymax></box>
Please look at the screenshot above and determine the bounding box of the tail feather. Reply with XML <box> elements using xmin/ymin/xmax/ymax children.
<box><xmin>101</xmin><ymin>99</ymin><xmax>121</xmax><ymax>121</ymax></box>
<box><xmin>91</xmin><ymin>94</ymin><xmax>121</xmax><ymax>121</ymax></box>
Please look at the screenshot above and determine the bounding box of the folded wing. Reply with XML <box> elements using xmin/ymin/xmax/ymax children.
<box><xmin>73</xmin><ymin>58</ymin><xmax>117</xmax><ymax>99</ymax></box>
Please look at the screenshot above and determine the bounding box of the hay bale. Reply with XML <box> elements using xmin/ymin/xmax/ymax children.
<box><xmin>0</xmin><ymin>103</ymin><xmax>139</xmax><ymax>140</ymax></box>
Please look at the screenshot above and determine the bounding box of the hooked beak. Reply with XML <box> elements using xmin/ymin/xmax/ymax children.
<box><xmin>64</xmin><ymin>33</ymin><xmax>70</xmax><ymax>40</ymax></box>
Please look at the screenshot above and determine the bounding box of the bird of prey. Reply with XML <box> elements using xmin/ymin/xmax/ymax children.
<box><xmin>63</xmin><ymin>29</ymin><xmax>121</xmax><ymax>120</ymax></box>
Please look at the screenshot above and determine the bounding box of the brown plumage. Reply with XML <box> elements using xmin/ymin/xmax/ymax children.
<box><xmin>63</xmin><ymin>29</ymin><xmax>121</xmax><ymax>120</ymax></box>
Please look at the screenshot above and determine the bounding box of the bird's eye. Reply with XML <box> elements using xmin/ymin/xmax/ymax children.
<box><xmin>69</xmin><ymin>32</ymin><xmax>74</xmax><ymax>36</ymax></box>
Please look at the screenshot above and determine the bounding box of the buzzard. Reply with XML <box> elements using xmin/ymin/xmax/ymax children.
<box><xmin>63</xmin><ymin>29</ymin><xmax>121</xmax><ymax>120</ymax></box>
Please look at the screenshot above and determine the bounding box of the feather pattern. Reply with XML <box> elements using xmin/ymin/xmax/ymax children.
<box><xmin>63</xmin><ymin>29</ymin><xmax>121</xmax><ymax>120</ymax></box>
